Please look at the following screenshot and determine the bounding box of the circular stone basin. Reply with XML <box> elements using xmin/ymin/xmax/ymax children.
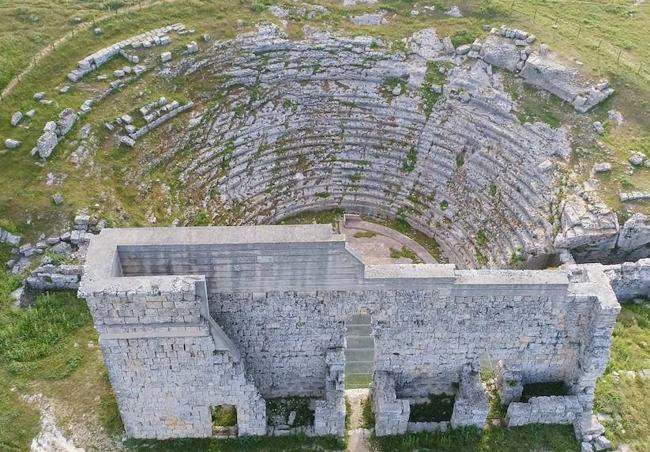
<box><xmin>158</xmin><ymin>24</ymin><xmax>570</xmax><ymax>269</ymax></box>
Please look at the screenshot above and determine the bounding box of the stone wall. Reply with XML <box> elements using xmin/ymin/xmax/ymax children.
<box><xmin>603</xmin><ymin>258</ymin><xmax>650</xmax><ymax>301</ymax></box>
<box><xmin>79</xmin><ymin>225</ymin><xmax>620</xmax><ymax>440</ymax></box>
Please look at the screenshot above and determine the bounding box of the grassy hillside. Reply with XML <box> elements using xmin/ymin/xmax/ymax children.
<box><xmin>0</xmin><ymin>1</ymin><xmax>648</xmax><ymax>240</ymax></box>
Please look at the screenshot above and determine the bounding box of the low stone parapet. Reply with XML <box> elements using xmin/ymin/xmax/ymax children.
<box><xmin>506</xmin><ymin>395</ymin><xmax>582</xmax><ymax>427</ymax></box>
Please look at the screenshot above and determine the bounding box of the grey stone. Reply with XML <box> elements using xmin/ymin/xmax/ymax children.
<box><xmin>480</xmin><ymin>35</ymin><xmax>521</xmax><ymax>72</ymax></box>
<box><xmin>5</xmin><ymin>139</ymin><xmax>21</xmax><ymax>149</ymax></box>
<box><xmin>607</xmin><ymin>110</ymin><xmax>624</xmax><ymax>126</ymax></box>
<box><xmin>186</xmin><ymin>41</ymin><xmax>199</xmax><ymax>54</ymax></box>
<box><xmin>10</xmin><ymin>111</ymin><xmax>23</xmax><ymax>127</ymax></box>
<box><xmin>350</xmin><ymin>11</ymin><xmax>387</xmax><ymax>26</ymax></box>
<box><xmin>78</xmin><ymin>225</ymin><xmax>620</xmax><ymax>440</ymax></box>
<box><xmin>594</xmin><ymin>435</ymin><xmax>612</xmax><ymax>451</ymax></box>
<box><xmin>52</xmin><ymin>193</ymin><xmax>64</xmax><ymax>205</ymax></box>
<box><xmin>445</xmin><ymin>6</ymin><xmax>462</xmax><ymax>17</ymax></box>
<box><xmin>120</xmin><ymin>136</ymin><xmax>136</xmax><ymax>147</ymax></box>
<box><xmin>26</xmin><ymin>109</ymin><xmax>36</xmax><ymax>118</ymax></box>
<box><xmin>33</xmin><ymin>92</ymin><xmax>46</xmax><ymax>101</ymax></box>
<box><xmin>592</xmin><ymin>121</ymin><xmax>605</xmax><ymax>135</ymax></box>
<box><xmin>268</xmin><ymin>5</ymin><xmax>289</xmax><ymax>18</ymax></box>
<box><xmin>57</xmin><ymin>108</ymin><xmax>78</xmax><ymax>137</ymax></box>
<box><xmin>32</xmin><ymin>131</ymin><xmax>59</xmax><ymax>159</ymax></box>
<box><xmin>628</xmin><ymin>151</ymin><xmax>646</xmax><ymax>166</ymax></box>
<box><xmin>161</xmin><ymin>51</ymin><xmax>172</xmax><ymax>62</ymax></box>
<box><xmin>593</xmin><ymin>163</ymin><xmax>612</xmax><ymax>173</ymax></box>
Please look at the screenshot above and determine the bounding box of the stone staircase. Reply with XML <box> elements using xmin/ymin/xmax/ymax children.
<box><xmin>345</xmin><ymin>313</ymin><xmax>374</xmax><ymax>389</ymax></box>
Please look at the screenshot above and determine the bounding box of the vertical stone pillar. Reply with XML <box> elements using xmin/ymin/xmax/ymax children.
<box><xmin>314</xmin><ymin>348</ymin><xmax>346</xmax><ymax>437</ymax></box>
<box><xmin>450</xmin><ymin>363</ymin><xmax>489</xmax><ymax>429</ymax></box>
<box><xmin>372</xmin><ymin>371</ymin><xmax>409</xmax><ymax>436</ymax></box>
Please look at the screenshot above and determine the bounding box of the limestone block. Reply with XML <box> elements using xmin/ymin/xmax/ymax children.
<box><xmin>450</xmin><ymin>364</ymin><xmax>489</xmax><ymax>429</ymax></box>
<box><xmin>10</xmin><ymin>111</ymin><xmax>22</xmax><ymax>126</ymax></box>
<box><xmin>495</xmin><ymin>361</ymin><xmax>523</xmax><ymax>405</ymax></box>
<box><xmin>480</xmin><ymin>35</ymin><xmax>521</xmax><ymax>72</ymax></box>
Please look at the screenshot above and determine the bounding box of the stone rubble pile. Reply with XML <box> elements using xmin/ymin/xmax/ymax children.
<box><xmin>555</xmin><ymin>189</ymin><xmax>650</xmax><ymax>263</ymax></box>
<box><xmin>67</xmin><ymin>23</ymin><xmax>185</xmax><ymax>82</ymax></box>
<box><xmin>30</xmin><ymin>108</ymin><xmax>78</xmax><ymax>159</ymax></box>
<box><xmin>471</xmin><ymin>25</ymin><xmax>613</xmax><ymax>112</ymax></box>
<box><xmin>115</xmin><ymin>99</ymin><xmax>194</xmax><ymax>147</ymax></box>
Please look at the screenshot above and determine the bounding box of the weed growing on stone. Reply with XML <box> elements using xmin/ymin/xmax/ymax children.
<box><xmin>389</xmin><ymin>246</ymin><xmax>423</xmax><ymax>264</ymax></box>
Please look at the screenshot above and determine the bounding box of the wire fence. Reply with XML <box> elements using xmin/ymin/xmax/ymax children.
<box><xmin>505</xmin><ymin>0</ymin><xmax>649</xmax><ymax>82</ymax></box>
<box><xmin>2</xmin><ymin>0</ymin><xmax>648</xmax><ymax>102</ymax></box>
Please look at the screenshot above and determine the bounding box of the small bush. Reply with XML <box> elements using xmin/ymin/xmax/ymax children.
<box><xmin>212</xmin><ymin>405</ymin><xmax>237</xmax><ymax>427</ymax></box>
<box><xmin>450</xmin><ymin>30</ymin><xmax>477</xmax><ymax>48</ymax></box>
<box><xmin>402</xmin><ymin>147</ymin><xmax>418</xmax><ymax>173</ymax></box>
<box><xmin>440</xmin><ymin>200</ymin><xmax>449</xmax><ymax>211</ymax></box>
<box><xmin>353</xmin><ymin>231</ymin><xmax>377</xmax><ymax>239</ymax></box>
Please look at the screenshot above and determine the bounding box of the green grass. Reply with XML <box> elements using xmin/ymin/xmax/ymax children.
<box><xmin>353</xmin><ymin>231</ymin><xmax>377</xmax><ymax>239</ymax></box>
<box><xmin>409</xmin><ymin>394</ymin><xmax>455</xmax><ymax>422</ymax></box>
<box><xmin>389</xmin><ymin>246</ymin><xmax>423</xmax><ymax>264</ymax></box>
<box><xmin>371</xmin><ymin>425</ymin><xmax>580</xmax><ymax>452</ymax></box>
<box><xmin>125</xmin><ymin>434</ymin><xmax>344</xmax><ymax>451</ymax></box>
<box><xmin>0</xmin><ymin>267</ymin><xmax>116</xmax><ymax>451</ymax></box>
<box><xmin>361</xmin><ymin>395</ymin><xmax>375</xmax><ymax>429</ymax></box>
<box><xmin>279</xmin><ymin>208</ymin><xmax>343</xmax><ymax>226</ymax></box>
<box><xmin>594</xmin><ymin>303</ymin><xmax>650</xmax><ymax>451</ymax></box>
<box><xmin>521</xmin><ymin>382</ymin><xmax>568</xmax><ymax>403</ymax></box>
<box><xmin>401</xmin><ymin>147</ymin><xmax>418</xmax><ymax>173</ymax></box>
<box><xmin>421</xmin><ymin>61</ymin><xmax>446</xmax><ymax>117</ymax></box>
<box><xmin>346</xmin><ymin>374</ymin><xmax>373</xmax><ymax>389</ymax></box>
<box><xmin>212</xmin><ymin>405</ymin><xmax>237</xmax><ymax>427</ymax></box>
<box><xmin>266</xmin><ymin>397</ymin><xmax>314</xmax><ymax>427</ymax></box>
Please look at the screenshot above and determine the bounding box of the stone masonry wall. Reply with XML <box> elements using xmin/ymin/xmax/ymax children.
<box><xmin>81</xmin><ymin>276</ymin><xmax>266</xmax><ymax>439</ymax></box>
<box><xmin>80</xmin><ymin>226</ymin><xmax>620</xmax><ymax>440</ymax></box>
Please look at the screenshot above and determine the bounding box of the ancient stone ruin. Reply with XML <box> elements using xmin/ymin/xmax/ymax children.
<box><xmin>79</xmin><ymin>224</ymin><xmax>619</xmax><ymax>442</ymax></box>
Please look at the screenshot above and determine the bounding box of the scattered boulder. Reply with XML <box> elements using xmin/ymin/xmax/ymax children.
<box><xmin>607</xmin><ymin>110</ymin><xmax>624</xmax><ymax>126</ymax></box>
<box><xmin>33</xmin><ymin>92</ymin><xmax>46</xmax><ymax>101</ymax></box>
<box><xmin>31</xmin><ymin>131</ymin><xmax>59</xmax><ymax>159</ymax></box>
<box><xmin>592</xmin><ymin>121</ymin><xmax>605</xmax><ymax>135</ymax></box>
<box><xmin>593</xmin><ymin>162</ymin><xmax>612</xmax><ymax>174</ymax></box>
<box><xmin>57</xmin><ymin>108</ymin><xmax>78</xmax><ymax>137</ymax></box>
<box><xmin>268</xmin><ymin>5</ymin><xmax>289</xmax><ymax>18</ymax></box>
<box><xmin>161</xmin><ymin>51</ymin><xmax>172</xmax><ymax>62</ymax></box>
<box><xmin>186</xmin><ymin>41</ymin><xmax>199</xmax><ymax>54</ymax></box>
<box><xmin>4</xmin><ymin>139</ymin><xmax>21</xmax><ymax>149</ymax></box>
<box><xmin>52</xmin><ymin>193</ymin><xmax>64</xmax><ymax>205</ymax></box>
<box><xmin>10</xmin><ymin>111</ymin><xmax>23</xmax><ymax>127</ymax></box>
<box><xmin>350</xmin><ymin>11</ymin><xmax>387</xmax><ymax>25</ymax></box>
<box><xmin>94</xmin><ymin>27</ymin><xmax>102</xmax><ymax>35</ymax></box>
<box><xmin>628</xmin><ymin>151</ymin><xmax>646</xmax><ymax>166</ymax></box>
<box><xmin>480</xmin><ymin>35</ymin><xmax>521</xmax><ymax>72</ymax></box>
<box><xmin>26</xmin><ymin>109</ymin><xmax>36</xmax><ymax>118</ymax></box>
<box><xmin>445</xmin><ymin>5</ymin><xmax>462</xmax><ymax>17</ymax></box>
<box><xmin>409</xmin><ymin>28</ymin><xmax>445</xmax><ymax>60</ymax></box>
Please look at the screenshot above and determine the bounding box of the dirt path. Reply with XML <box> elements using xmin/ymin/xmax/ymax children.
<box><xmin>0</xmin><ymin>0</ymin><xmax>175</xmax><ymax>101</ymax></box>
<box><xmin>346</xmin><ymin>388</ymin><xmax>372</xmax><ymax>452</ymax></box>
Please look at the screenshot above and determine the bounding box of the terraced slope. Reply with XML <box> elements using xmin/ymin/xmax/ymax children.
<box><xmin>161</xmin><ymin>25</ymin><xmax>569</xmax><ymax>268</ymax></box>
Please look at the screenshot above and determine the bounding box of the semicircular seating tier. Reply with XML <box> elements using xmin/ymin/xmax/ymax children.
<box><xmin>165</xmin><ymin>25</ymin><xmax>570</xmax><ymax>269</ymax></box>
